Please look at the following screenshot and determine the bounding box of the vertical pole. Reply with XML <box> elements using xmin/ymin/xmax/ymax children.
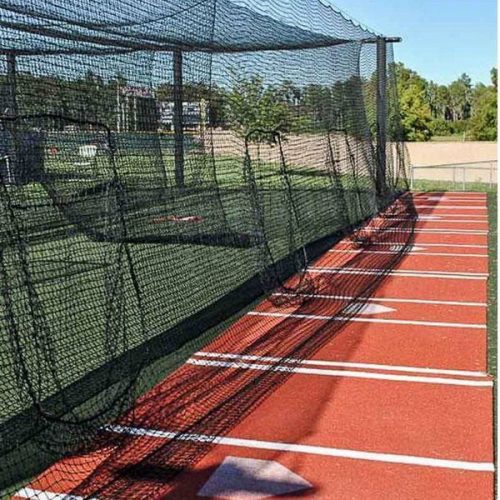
<box><xmin>200</xmin><ymin>97</ymin><xmax>207</xmax><ymax>154</ymax></box>
<box><xmin>376</xmin><ymin>38</ymin><xmax>387</xmax><ymax>199</ymax></box>
<box><xmin>462</xmin><ymin>167</ymin><xmax>466</xmax><ymax>191</ymax></box>
<box><xmin>6</xmin><ymin>54</ymin><xmax>17</xmax><ymax>118</ymax></box>
<box><xmin>116</xmin><ymin>82</ymin><xmax>121</xmax><ymax>132</ymax></box>
<box><xmin>173</xmin><ymin>49</ymin><xmax>184</xmax><ymax>188</ymax></box>
<box><xmin>125</xmin><ymin>95</ymin><xmax>129</xmax><ymax>132</ymax></box>
<box><xmin>4</xmin><ymin>54</ymin><xmax>18</xmax><ymax>184</ymax></box>
<box><xmin>490</xmin><ymin>162</ymin><xmax>493</xmax><ymax>189</ymax></box>
<box><xmin>410</xmin><ymin>165</ymin><xmax>414</xmax><ymax>190</ymax></box>
<box><xmin>133</xmin><ymin>94</ymin><xmax>138</xmax><ymax>132</ymax></box>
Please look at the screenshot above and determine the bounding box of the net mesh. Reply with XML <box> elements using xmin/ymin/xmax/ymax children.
<box><xmin>0</xmin><ymin>0</ymin><xmax>415</xmax><ymax>496</ymax></box>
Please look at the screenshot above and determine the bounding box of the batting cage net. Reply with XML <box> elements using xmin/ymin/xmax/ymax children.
<box><xmin>0</xmin><ymin>0</ymin><xmax>415</xmax><ymax>497</ymax></box>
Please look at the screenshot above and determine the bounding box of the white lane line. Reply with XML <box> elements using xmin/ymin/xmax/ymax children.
<box><xmin>374</xmin><ymin>218</ymin><xmax>488</xmax><ymax>224</ymax></box>
<box><xmin>364</xmin><ymin>228</ymin><xmax>488</xmax><ymax>235</ymax></box>
<box><xmin>271</xmin><ymin>292</ymin><xmax>487</xmax><ymax>307</ymax></box>
<box><xmin>187</xmin><ymin>359</ymin><xmax>492</xmax><ymax>386</ymax></box>
<box><xmin>104</xmin><ymin>424</ymin><xmax>495</xmax><ymax>472</ymax></box>
<box><xmin>414</xmin><ymin>214</ymin><xmax>488</xmax><ymax>218</ymax></box>
<box><xmin>328</xmin><ymin>249</ymin><xmax>488</xmax><ymax>258</ymax></box>
<box><xmin>194</xmin><ymin>352</ymin><xmax>489</xmax><ymax>378</ymax></box>
<box><xmin>414</xmin><ymin>205</ymin><xmax>487</xmax><ymax>210</ymax></box>
<box><xmin>417</xmin><ymin>198</ymin><xmax>487</xmax><ymax>202</ymax></box>
<box><xmin>352</xmin><ymin>242</ymin><xmax>487</xmax><ymax>249</ymax></box>
<box><xmin>312</xmin><ymin>266</ymin><xmax>488</xmax><ymax>277</ymax></box>
<box><xmin>14</xmin><ymin>488</ymin><xmax>93</xmax><ymax>500</ymax></box>
<box><xmin>247</xmin><ymin>311</ymin><xmax>486</xmax><ymax>330</ymax></box>
<box><xmin>308</xmin><ymin>267</ymin><xmax>488</xmax><ymax>280</ymax></box>
<box><xmin>416</xmin><ymin>202</ymin><xmax>487</xmax><ymax>206</ymax></box>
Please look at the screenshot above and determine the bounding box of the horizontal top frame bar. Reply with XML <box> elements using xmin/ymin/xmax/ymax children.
<box><xmin>362</xmin><ymin>37</ymin><xmax>402</xmax><ymax>44</ymax></box>
<box><xmin>0</xmin><ymin>35</ymin><xmax>402</xmax><ymax>57</ymax></box>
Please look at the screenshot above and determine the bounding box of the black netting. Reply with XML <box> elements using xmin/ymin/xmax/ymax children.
<box><xmin>0</xmin><ymin>0</ymin><xmax>415</xmax><ymax>497</ymax></box>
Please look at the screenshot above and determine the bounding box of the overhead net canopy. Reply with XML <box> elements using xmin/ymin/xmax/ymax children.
<box><xmin>0</xmin><ymin>0</ymin><xmax>412</xmax><ymax>495</ymax></box>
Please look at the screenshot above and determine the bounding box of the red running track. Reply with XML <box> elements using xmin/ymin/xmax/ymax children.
<box><xmin>14</xmin><ymin>192</ymin><xmax>494</xmax><ymax>499</ymax></box>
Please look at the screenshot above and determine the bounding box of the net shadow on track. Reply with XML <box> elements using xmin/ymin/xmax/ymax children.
<box><xmin>14</xmin><ymin>194</ymin><xmax>416</xmax><ymax>499</ymax></box>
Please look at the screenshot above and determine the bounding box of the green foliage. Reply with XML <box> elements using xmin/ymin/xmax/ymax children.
<box><xmin>395</xmin><ymin>63</ymin><xmax>433</xmax><ymax>141</ymax></box>
<box><xmin>396</xmin><ymin>63</ymin><xmax>497</xmax><ymax>141</ymax></box>
<box><xmin>448</xmin><ymin>73</ymin><xmax>472</xmax><ymax>121</ymax></box>
<box><xmin>429</xmin><ymin>117</ymin><xmax>452</xmax><ymax>136</ymax></box>
<box><xmin>469</xmin><ymin>84</ymin><xmax>497</xmax><ymax>140</ymax></box>
<box><xmin>224</xmin><ymin>75</ymin><xmax>292</xmax><ymax>142</ymax></box>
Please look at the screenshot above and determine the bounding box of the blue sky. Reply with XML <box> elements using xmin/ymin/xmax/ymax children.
<box><xmin>329</xmin><ymin>0</ymin><xmax>497</xmax><ymax>85</ymax></box>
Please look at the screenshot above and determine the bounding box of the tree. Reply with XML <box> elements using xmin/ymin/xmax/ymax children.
<box><xmin>491</xmin><ymin>68</ymin><xmax>497</xmax><ymax>89</ymax></box>
<box><xmin>448</xmin><ymin>73</ymin><xmax>472</xmax><ymax>121</ymax></box>
<box><xmin>225</xmin><ymin>75</ymin><xmax>291</xmax><ymax>142</ymax></box>
<box><xmin>426</xmin><ymin>81</ymin><xmax>440</xmax><ymax>118</ymax></box>
<box><xmin>469</xmin><ymin>70</ymin><xmax>497</xmax><ymax>141</ymax></box>
<box><xmin>394</xmin><ymin>63</ymin><xmax>433</xmax><ymax>141</ymax></box>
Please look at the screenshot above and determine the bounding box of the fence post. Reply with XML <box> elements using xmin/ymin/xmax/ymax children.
<box><xmin>462</xmin><ymin>167</ymin><xmax>466</xmax><ymax>191</ymax></box>
<box><xmin>453</xmin><ymin>167</ymin><xmax>456</xmax><ymax>189</ymax></box>
<box><xmin>490</xmin><ymin>162</ymin><xmax>493</xmax><ymax>189</ymax></box>
<box><xmin>410</xmin><ymin>165</ymin><xmax>414</xmax><ymax>190</ymax></box>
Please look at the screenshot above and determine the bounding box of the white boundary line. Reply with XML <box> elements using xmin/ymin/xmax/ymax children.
<box><xmin>308</xmin><ymin>267</ymin><xmax>488</xmax><ymax>280</ymax></box>
<box><xmin>247</xmin><ymin>311</ymin><xmax>486</xmax><ymax>330</ymax></box>
<box><xmin>351</xmin><ymin>241</ymin><xmax>487</xmax><ymax>249</ymax></box>
<box><xmin>194</xmin><ymin>352</ymin><xmax>489</xmax><ymax>378</ymax></box>
<box><xmin>416</xmin><ymin>202</ymin><xmax>487</xmax><ymax>206</ymax></box>
<box><xmin>14</xmin><ymin>488</ymin><xmax>93</xmax><ymax>500</ymax></box>
<box><xmin>364</xmin><ymin>228</ymin><xmax>488</xmax><ymax>235</ymax></box>
<box><xmin>103</xmin><ymin>425</ymin><xmax>494</xmax><ymax>472</ymax></box>
<box><xmin>416</xmin><ymin>198</ymin><xmax>487</xmax><ymax>202</ymax></box>
<box><xmin>328</xmin><ymin>249</ymin><xmax>487</xmax><ymax>258</ymax></box>
<box><xmin>187</xmin><ymin>359</ymin><xmax>491</xmax><ymax>386</ymax></box>
<box><xmin>374</xmin><ymin>218</ymin><xmax>488</xmax><ymax>224</ymax></box>
<box><xmin>412</xmin><ymin>214</ymin><xmax>488</xmax><ymax>219</ymax></box>
<box><xmin>414</xmin><ymin>205</ymin><xmax>487</xmax><ymax>210</ymax></box>
<box><xmin>271</xmin><ymin>292</ymin><xmax>486</xmax><ymax>307</ymax></box>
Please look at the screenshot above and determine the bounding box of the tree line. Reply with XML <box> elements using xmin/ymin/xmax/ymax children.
<box><xmin>395</xmin><ymin>63</ymin><xmax>497</xmax><ymax>141</ymax></box>
<box><xmin>1</xmin><ymin>64</ymin><xmax>496</xmax><ymax>143</ymax></box>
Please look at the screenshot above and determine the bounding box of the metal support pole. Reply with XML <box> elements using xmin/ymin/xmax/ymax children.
<box><xmin>6</xmin><ymin>54</ymin><xmax>17</xmax><ymax>118</ymax></box>
<box><xmin>376</xmin><ymin>38</ymin><xmax>387</xmax><ymax>199</ymax></box>
<box><xmin>173</xmin><ymin>49</ymin><xmax>184</xmax><ymax>188</ymax></box>
<box><xmin>462</xmin><ymin>167</ymin><xmax>466</xmax><ymax>191</ymax></box>
<box><xmin>3</xmin><ymin>54</ymin><xmax>18</xmax><ymax>184</ymax></box>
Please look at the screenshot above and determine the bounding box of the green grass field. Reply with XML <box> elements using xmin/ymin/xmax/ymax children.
<box><xmin>0</xmin><ymin>149</ymin><xmax>388</xmax><ymax>491</ymax></box>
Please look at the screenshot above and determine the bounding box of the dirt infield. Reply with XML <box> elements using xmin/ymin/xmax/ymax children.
<box><xmin>209</xmin><ymin>131</ymin><xmax>497</xmax><ymax>184</ymax></box>
<box><xmin>407</xmin><ymin>142</ymin><xmax>497</xmax><ymax>166</ymax></box>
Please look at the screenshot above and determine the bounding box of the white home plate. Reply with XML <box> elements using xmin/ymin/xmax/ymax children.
<box><xmin>344</xmin><ymin>303</ymin><xmax>396</xmax><ymax>315</ymax></box>
<box><xmin>197</xmin><ymin>456</ymin><xmax>312</xmax><ymax>498</ymax></box>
